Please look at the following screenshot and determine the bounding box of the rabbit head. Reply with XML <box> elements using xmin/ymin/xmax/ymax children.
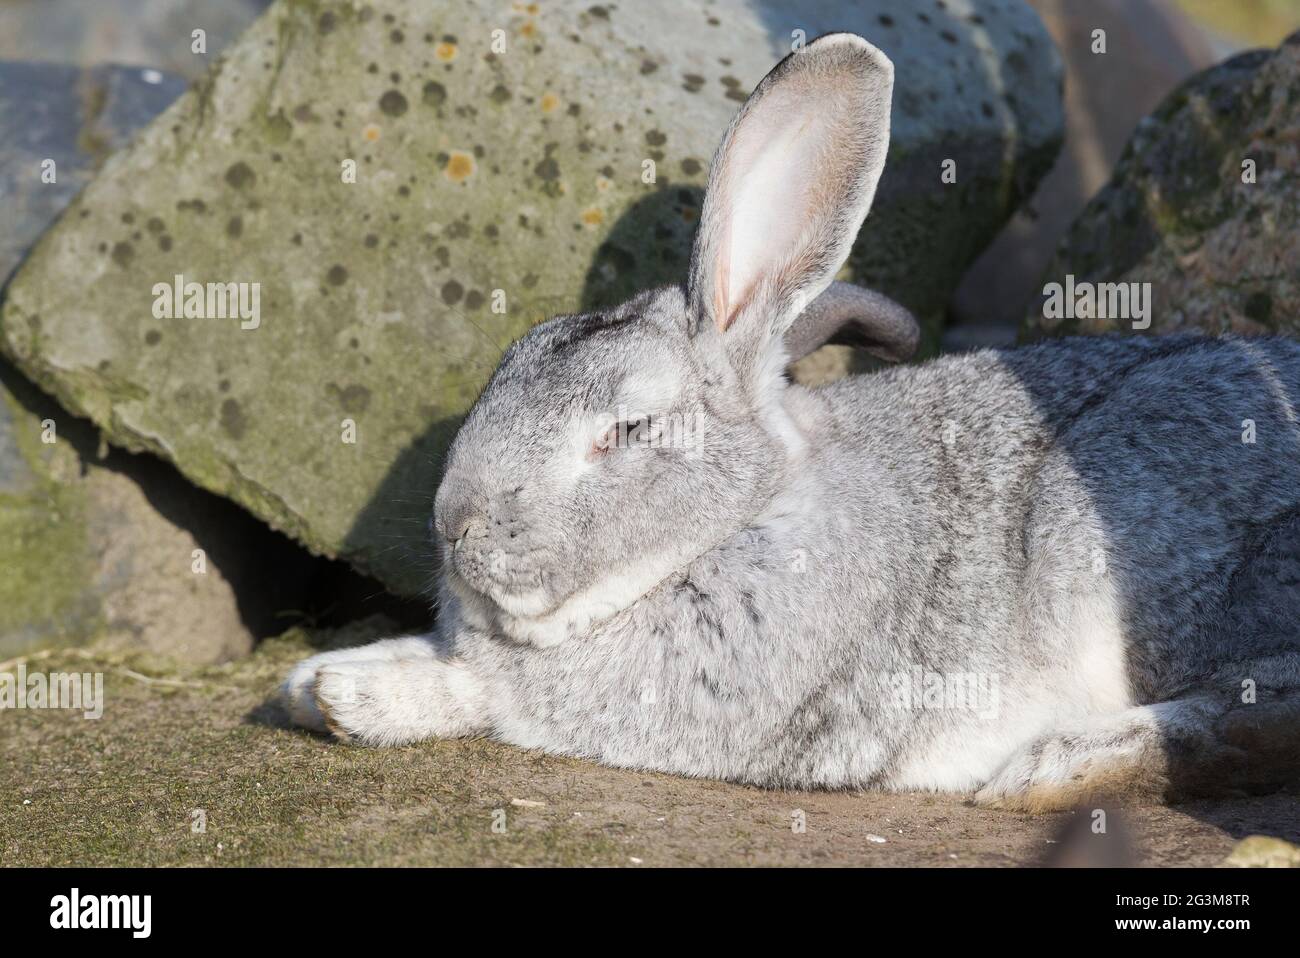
<box><xmin>433</xmin><ymin>33</ymin><xmax>915</xmax><ymax>646</ymax></box>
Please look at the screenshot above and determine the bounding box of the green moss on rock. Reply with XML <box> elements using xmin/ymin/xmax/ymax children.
<box><xmin>0</xmin><ymin>369</ymin><xmax>100</xmax><ymax>655</ymax></box>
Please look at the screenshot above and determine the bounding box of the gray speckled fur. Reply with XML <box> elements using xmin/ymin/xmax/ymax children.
<box><xmin>442</xmin><ymin>330</ymin><xmax>1300</xmax><ymax>795</ymax></box>
<box><xmin>282</xmin><ymin>34</ymin><xmax>1300</xmax><ymax>806</ymax></box>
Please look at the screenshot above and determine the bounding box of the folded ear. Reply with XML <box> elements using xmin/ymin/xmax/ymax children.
<box><xmin>687</xmin><ymin>33</ymin><xmax>895</xmax><ymax>372</ymax></box>
<box><xmin>784</xmin><ymin>281</ymin><xmax>919</xmax><ymax>364</ymax></box>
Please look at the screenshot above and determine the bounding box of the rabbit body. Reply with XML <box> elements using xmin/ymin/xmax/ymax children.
<box><xmin>284</xmin><ymin>331</ymin><xmax>1300</xmax><ymax>804</ymax></box>
<box><xmin>281</xmin><ymin>34</ymin><xmax>1300</xmax><ymax>808</ymax></box>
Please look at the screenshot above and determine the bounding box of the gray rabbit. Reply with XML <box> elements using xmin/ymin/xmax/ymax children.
<box><xmin>282</xmin><ymin>33</ymin><xmax>1300</xmax><ymax>811</ymax></box>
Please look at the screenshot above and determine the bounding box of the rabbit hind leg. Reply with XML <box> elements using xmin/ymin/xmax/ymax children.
<box><xmin>973</xmin><ymin>680</ymin><xmax>1300</xmax><ymax>813</ymax></box>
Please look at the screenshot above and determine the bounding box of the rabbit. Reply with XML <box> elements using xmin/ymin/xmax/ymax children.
<box><xmin>281</xmin><ymin>32</ymin><xmax>1300</xmax><ymax>812</ymax></box>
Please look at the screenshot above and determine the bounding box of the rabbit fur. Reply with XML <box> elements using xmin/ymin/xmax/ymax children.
<box><xmin>281</xmin><ymin>33</ymin><xmax>1300</xmax><ymax>811</ymax></box>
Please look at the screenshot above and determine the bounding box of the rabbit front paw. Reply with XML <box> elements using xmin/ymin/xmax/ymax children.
<box><xmin>311</xmin><ymin>662</ymin><xmax>381</xmax><ymax>744</ymax></box>
<box><xmin>305</xmin><ymin>654</ymin><xmax>486</xmax><ymax>747</ymax></box>
<box><xmin>278</xmin><ymin>635</ymin><xmax>461</xmax><ymax>745</ymax></box>
<box><xmin>308</xmin><ymin>659</ymin><xmax>442</xmax><ymax>747</ymax></box>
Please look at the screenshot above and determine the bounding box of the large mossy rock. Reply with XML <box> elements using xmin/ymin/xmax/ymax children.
<box><xmin>1024</xmin><ymin>32</ymin><xmax>1300</xmax><ymax>340</ymax></box>
<box><xmin>0</xmin><ymin>0</ymin><xmax>1063</xmax><ymax>596</ymax></box>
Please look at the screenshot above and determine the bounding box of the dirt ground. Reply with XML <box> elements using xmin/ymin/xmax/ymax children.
<box><xmin>2</xmin><ymin>622</ymin><xmax>1297</xmax><ymax>867</ymax></box>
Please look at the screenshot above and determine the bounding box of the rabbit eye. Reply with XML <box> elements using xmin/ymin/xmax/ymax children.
<box><xmin>592</xmin><ymin>417</ymin><xmax>658</xmax><ymax>457</ymax></box>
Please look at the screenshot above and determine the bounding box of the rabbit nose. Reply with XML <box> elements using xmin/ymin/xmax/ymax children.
<box><xmin>450</xmin><ymin>512</ymin><xmax>488</xmax><ymax>548</ymax></box>
<box><xmin>437</xmin><ymin>498</ymin><xmax>489</xmax><ymax>547</ymax></box>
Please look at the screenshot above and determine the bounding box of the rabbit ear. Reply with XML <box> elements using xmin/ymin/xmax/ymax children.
<box><xmin>784</xmin><ymin>281</ymin><xmax>919</xmax><ymax>364</ymax></box>
<box><xmin>687</xmin><ymin>33</ymin><xmax>895</xmax><ymax>364</ymax></box>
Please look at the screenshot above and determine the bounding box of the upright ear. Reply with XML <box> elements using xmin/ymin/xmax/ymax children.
<box><xmin>687</xmin><ymin>33</ymin><xmax>895</xmax><ymax>369</ymax></box>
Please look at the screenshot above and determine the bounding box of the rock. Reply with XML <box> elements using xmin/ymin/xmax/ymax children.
<box><xmin>948</xmin><ymin>0</ymin><xmax>1216</xmax><ymax>343</ymax></box>
<box><xmin>0</xmin><ymin>360</ymin><xmax>319</xmax><ymax>663</ymax></box>
<box><xmin>0</xmin><ymin>0</ymin><xmax>1063</xmax><ymax>596</ymax></box>
<box><xmin>1221</xmin><ymin>835</ymin><xmax>1300</xmax><ymax>868</ymax></box>
<box><xmin>0</xmin><ymin>57</ymin><xmax>319</xmax><ymax>664</ymax></box>
<box><xmin>1023</xmin><ymin>31</ymin><xmax>1300</xmax><ymax>339</ymax></box>
<box><xmin>0</xmin><ymin>60</ymin><xmax>187</xmax><ymax>287</ymax></box>
<box><xmin>0</xmin><ymin>0</ymin><xmax>274</xmax><ymax>82</ymax></box>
